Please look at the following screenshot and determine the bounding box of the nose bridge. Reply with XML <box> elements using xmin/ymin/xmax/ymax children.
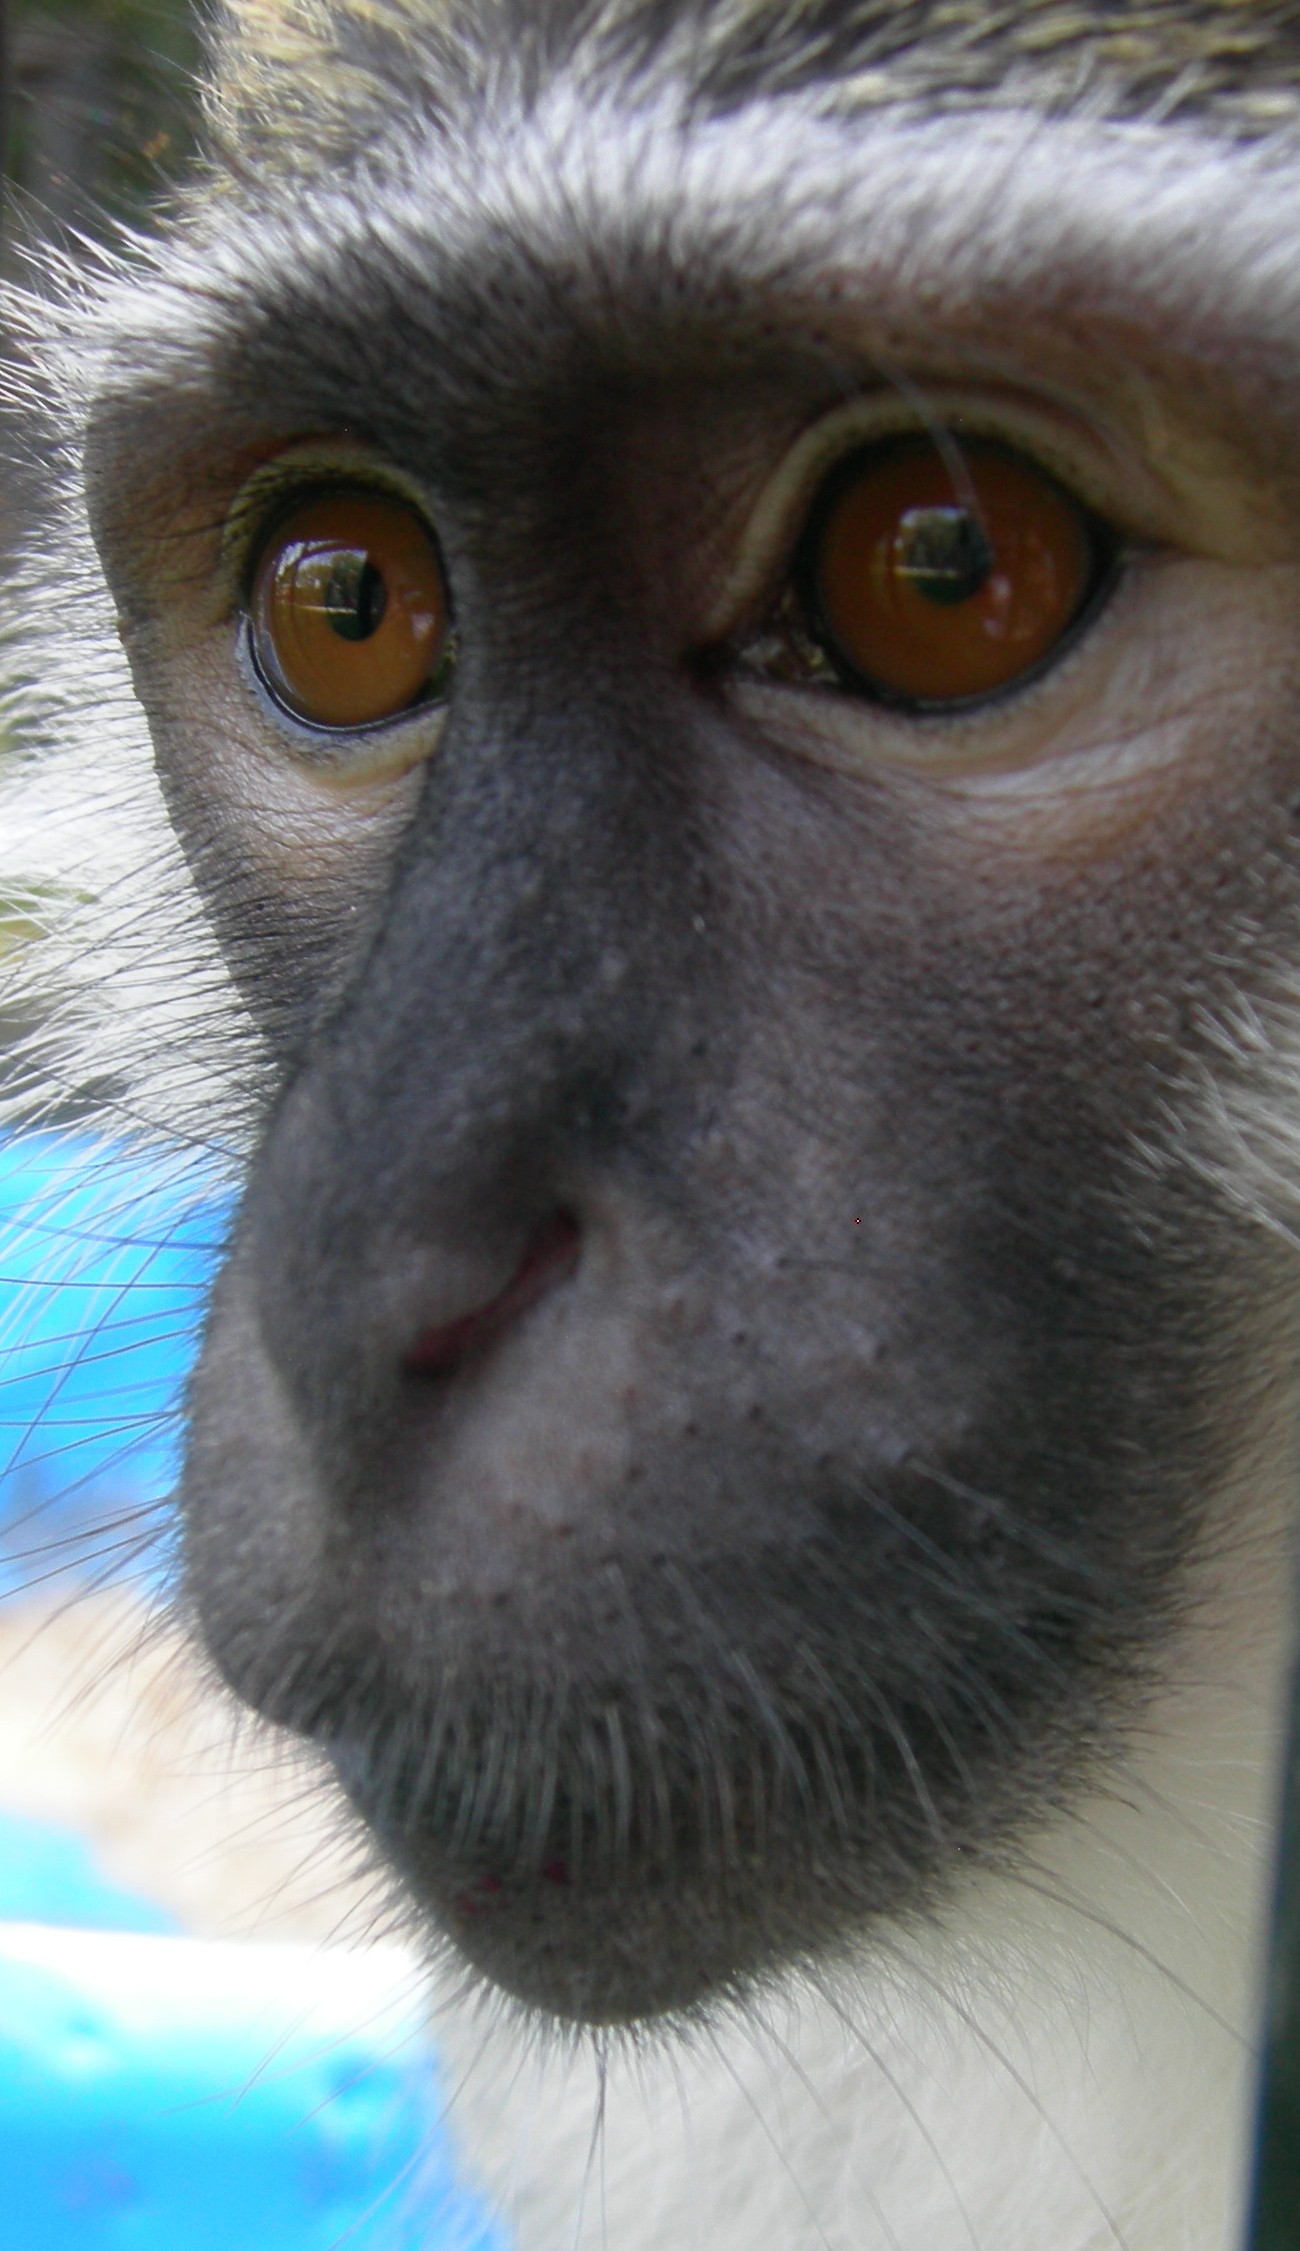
<box><xmin>393</xmin><ymin>681</ymin><xmax>682</xmax><ymax>1084</ymax></box>
<box><xmin>257</xmin><ymin>678</ymin><xmax>703</xmax><ymax>1286</ymax></box>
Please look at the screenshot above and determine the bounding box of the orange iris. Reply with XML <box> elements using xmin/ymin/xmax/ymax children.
<box><xmin>250</xmin><ymin>488</ymin><xmax>452</xmax><ymax>729</ymax></box>
<box><xmin>805</xmin><ymin>436</ymin><xmax>1098</xmax><ymax>706</ymax></box>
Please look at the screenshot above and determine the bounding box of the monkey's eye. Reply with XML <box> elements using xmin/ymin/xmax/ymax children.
<box><xmin>786</xmin><ymin>435</ymin><xmax>1110</xmax><ymax>708</ymax></box>
<box><xmin>248</xmin><ymin>488</ymin><xmax>453</xmax><ymax>730</ymax></box>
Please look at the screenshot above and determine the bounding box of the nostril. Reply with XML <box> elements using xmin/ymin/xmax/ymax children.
<box><xmin>404</xmin><ymin>1211</ymin><xmax>582</xmax><ymax>1377</ymax></box>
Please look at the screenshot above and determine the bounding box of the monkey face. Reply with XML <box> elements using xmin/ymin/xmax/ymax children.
<box><xmin>78</xmin><ymin>96</ymin><xmax>1300</xmax><ymax>2024</ymax></box>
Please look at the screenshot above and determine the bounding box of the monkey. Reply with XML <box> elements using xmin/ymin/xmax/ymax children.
<box><xmin>4</xmin><ymin>0</ymin><xmax>1300</xmax><ymax>2244</ymax></box>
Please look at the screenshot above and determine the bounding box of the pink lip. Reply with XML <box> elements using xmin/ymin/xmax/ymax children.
<box><xmin>452</xmin><ymin>1858</ymin><xmax>572</xmax><ymax>1918</ymax></box>
<box><xmin>404</xmin><ymin>1212</ymin><xmax>581</xmax><ymax>1376</ymax></box>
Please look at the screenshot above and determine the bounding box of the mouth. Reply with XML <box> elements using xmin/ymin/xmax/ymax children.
<box><xmin>403</xmin><ymin>1210</ymin><xmax>582</xmax><ymax>1376</ymax></box>
<box><xmin>328</xmin><ymin>1733</ymin><xmax>784</xmax><ymax>2023</ymax></box>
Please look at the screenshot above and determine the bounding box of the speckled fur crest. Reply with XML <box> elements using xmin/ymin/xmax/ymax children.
<box><xmin>209</xmin><ymin>0</ymin><xmax>1300</xmax><ymax>168</ymax></box>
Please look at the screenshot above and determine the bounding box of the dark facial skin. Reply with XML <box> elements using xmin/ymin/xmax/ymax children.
<box><xmin>81</xmin><ymin>95</ymin><xmax>1300</xmax><ymax>2026</ymax></box>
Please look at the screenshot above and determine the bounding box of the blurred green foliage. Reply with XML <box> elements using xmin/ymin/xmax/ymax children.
<box><xmin>0</xmin><ymin>5</ymin><xmax>203</xmax><ymax>920</ymax></box>
<box><xmin>1</xmin><ymin>0</ymin><xmax>203</xmax><ymax>567</ymax></box>
<box><xmin>4</xmin><ymin>0</ymin><xmax>203</xmax><ymax>247</ymax></box>
<box><xmin>1246</xmin><ymin>1645</ymin><xmax>1300</xmax><ymax>2251</ymax></box>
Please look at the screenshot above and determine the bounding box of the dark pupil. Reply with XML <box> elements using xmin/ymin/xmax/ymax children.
<box><xmin>895</xmin><ymin>506</ymin><xmax>992</xmax><ymax>607</ymax></box>
<box><xmin>323</xmin><ymin>550</ymin><xmax>388</xmax><ymax>641</ymax></box>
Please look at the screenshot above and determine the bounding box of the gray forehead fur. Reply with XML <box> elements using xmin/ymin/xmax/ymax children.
<box><xmin>74</xmin><ymin>98</ymin><xmax>1300</xmax><ymax>431</ymax></box>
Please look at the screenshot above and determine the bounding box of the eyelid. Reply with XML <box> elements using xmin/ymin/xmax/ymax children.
<box><xmin>223</xmin><ymin>446</ymin><xmax>454</xmax><ymax>779</ymax></box>
<box><xmin>703</xmin><ymin>387</ymin><xmax>1172</xmax><ymax>647</ymax></box>
<box><xmin>219</xmin><ymin>439</ymin><xmax>439</xmax><ymax>613</ymax></box>
<box><xmin>236</xmin><ymin>614</ymin><xmax>452</xmax><ymax>782</ymax></box>
<box><xmin>729</xmin><ymin>553</ymin><xmax>1142</xmax><ymax>779</ymax></box>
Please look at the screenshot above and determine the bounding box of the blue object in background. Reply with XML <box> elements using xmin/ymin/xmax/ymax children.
<box><xmin>0</xmin><ymin>1816</ymin><xmax>510</xmax><ymax>2251</ymax></box>
<box><xmin>0</xmin><ymin>1133</ymin><xmax>231</xmax><ymax>1592</ymax></box>
<box><xmin>0</xmin><ymin>1921</ymin><xmax>504</xmax><ymax>2251</ymax></box>
<box><xmin>0</xmin><ymin>1812</ymin><xmax>176</xmax><ymax>1936</ymax></box>
<box><xmin>0</xmin><ymin>1134</ymin><xmax>511</xmax><ymax>2250</ymax></box>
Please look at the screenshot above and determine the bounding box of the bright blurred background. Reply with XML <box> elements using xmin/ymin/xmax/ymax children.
<box><xmin>0</xmin><ymin>16</ymin><xmax>507</xmax><ymax>2245</ymax></box>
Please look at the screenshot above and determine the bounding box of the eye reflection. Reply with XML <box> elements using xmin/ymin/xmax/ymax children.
<box><xmin>249</xmin><ymin>487</ymin><xmax>453</xmax><ymax>729</ymax></box>
<box><xmin>792</xmin><ymin>434</ymin><xmax>1109</xmax><ymax>708</ymax></box>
